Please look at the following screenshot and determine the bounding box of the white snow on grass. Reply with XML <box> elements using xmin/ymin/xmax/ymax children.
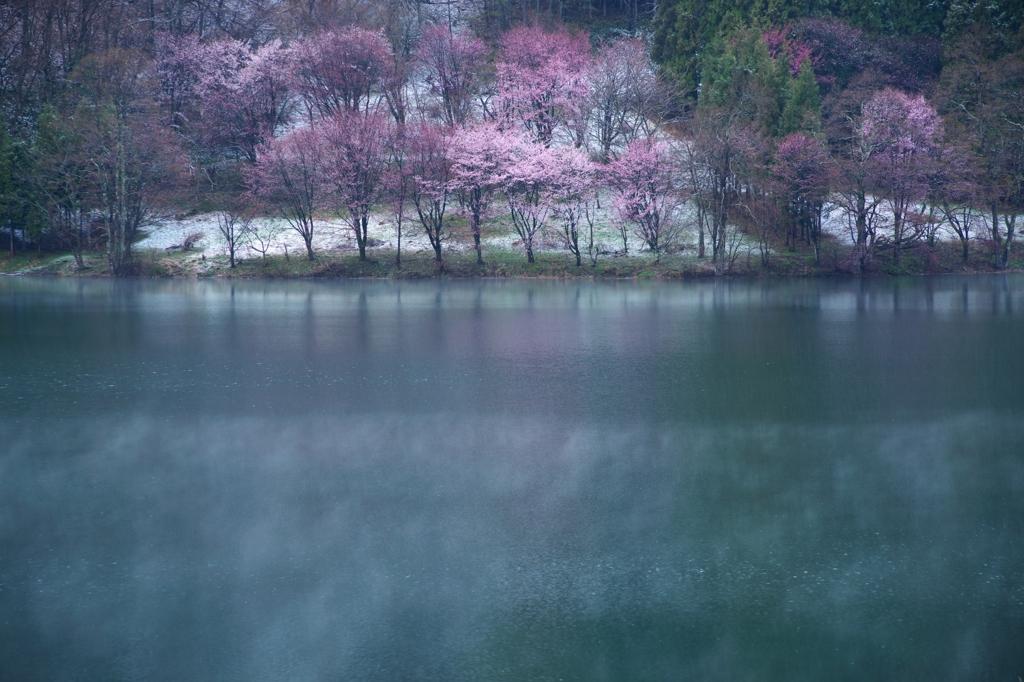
<box><xmin>140</xmin><ymin>196</ymin><xmax>998</xmax><ymax>265</ymax></box>
<box><xmin>139</xmin><ymin>207</ymin><xmax>644</xmax><ymax>262</ymax></box>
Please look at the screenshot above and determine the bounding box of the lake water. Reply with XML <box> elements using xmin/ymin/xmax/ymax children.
<box><xmin>1</xmin><ymin>275</ymin><xmax>1023</xmax><ymax>681</ymax></box>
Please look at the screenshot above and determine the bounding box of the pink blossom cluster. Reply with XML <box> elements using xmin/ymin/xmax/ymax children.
<box><xmin>151</xmin><ymin>23</ymin><xmax>680</xmax><ymax>265</ymax></box>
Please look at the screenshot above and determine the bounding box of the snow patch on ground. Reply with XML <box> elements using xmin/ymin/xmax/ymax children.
<box><xmin>140</xmin><ymin>196</ymin><xmax>984</xmax><ymax>264</ymax></box>
<box><xmin>140</xmin><ymin>206</ymin><xmax>642</xmax><ymax>261</ymax></box>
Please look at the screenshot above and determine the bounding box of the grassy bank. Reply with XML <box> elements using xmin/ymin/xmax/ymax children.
<box><xmin>5</xmin><ymin>240</ymin><xmax>1023</xmax><ymax>279</ymax></box>
<box><xmin>0</xmin><ymin>251</ymin><xmax>71</xmax><ymax>275</ymax></box>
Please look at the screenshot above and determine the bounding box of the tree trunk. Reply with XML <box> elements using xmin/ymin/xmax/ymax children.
<box><xmin>526</xmin><ymin>247</ymin><xmax>534</xmax><ymax>263</ymax></box>
<box><xmin>856</xmin><ymin>193</ymin><xmax>867</xmax><ymax>246</ymax></box>
<box><xmin>395</xmin><ymin>224</ymin><xmax>401</xmax><ymax>268</ymax></box>
<box><xmin>356</xmin><ymin>215</ymin><xmax>368</xmax><ymax>261</ymax></box>
<box><xmin>811</xmin><ymin>209</ymin><xmax>821</xmax><ymax>265</ymax></box>
<box><xmin>1002</xmin><ymin>213</ymin><xmax>1016</xmax><ymax>270</ymax></box>
<box><xmin>697</xmin><ymin>209</ymin><xmax>705</xmax><ymax>259</ymax></box>
<box><xmin>472</xmin><ymin>208</ymin><xmax>483</xmax><ymax>264</ymax></box>
<box><xmin>991</xmin><ymin>204</ymin><xmax>1003</xmax><ymax>270</ymax></box>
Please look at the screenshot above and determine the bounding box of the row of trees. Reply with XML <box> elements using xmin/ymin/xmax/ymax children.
<box><xmin>0</xmin><ymin>0</ymin><xmax>650</xmax><ymax>123</ymax></box>
<box><xmin>1</xmin><ymin>48</ymin><xmax>184</xmax><ymax>273</ymax></box>
<box><xmin>2</xmin><ymin>0</ymin><xmax>1022</xmax><ymax>275</ymax></box>
<box><xmin>9</xmin><ymin>22</ymin><xmax>677</xmax><ymax>272</ymax></box>
<box><xmin>153</xmin><ymin>24</ymin><xmax>670</xmax><ymax>165</ymax></box>
<box><xmin>2</xmin><ymin>0</ymin><xmax>642</xmax><ymax>273</ymax></box>
<box><xmin>239</xmin><ymin>24</ymin><xmax>674</xmax><ymax>267</ymax></box>
<box><xmin>672</xmin><ymin>21</ymin><xmax>1024</xmax><ymax>272</ymax></box>
<box><xmin>243</xmin><ymin>22</ymin><xmax>1023</xmax><ymax>274</ymax></box>
<box><xmin>248</xmin><ymin>114</ymin><xmax>694</xmax><ymax>267</ymax></box>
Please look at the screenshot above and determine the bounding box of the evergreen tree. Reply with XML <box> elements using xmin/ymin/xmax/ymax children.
<box><xmin>700</xmin><ymin>30</ymin><xmax>790</xmax><ymax>137</ymax></box>
<box><xmin>780</xmin><ymin>60</ymin><xmax>821</xmax><ymax>135</ymax></box>
<box><xmin>0</xmin><ymin>121</ymin><xmax>42</xmax><ymax>257</ymax></box>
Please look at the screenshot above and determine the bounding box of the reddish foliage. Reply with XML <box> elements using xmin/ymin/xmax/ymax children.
<box><xmin>773</xmin><ymin>132</ymin><xmax>835</xmax><ymax>260</ymax></box>
<box><xmin>293</xmin><ymin>27</ymin><xmax>394</xmax><ymax>119</ymax></box>
<box><xmin>793</xmin><ymin>18</ymin><xmax>868</xmax><ymax>89</ymax></box>
<box><xmin>773</xmin><ymin>133</ymin><xmax>834</xmax><ymax>204</ymax></box>
<box><xmin>763</xmin><ymin>26</ymin><xmax>816</xmax><ymax>76</ymax></box>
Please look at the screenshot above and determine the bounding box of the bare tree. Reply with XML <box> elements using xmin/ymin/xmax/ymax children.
<box><xmin>216</xmin><ymin>207</ymin><xmax>253</xmax><ymax>267</ymax></box>
<box><xmin>73</xmin><ymin>48</ymin><xmax>185</xmax><ymax>275</ymax></box>
<box><xmin>589</xmin><ymin>37</ymin><xmax>673</xmax><ymax>161</ymax></box>
<box><xmin>687</xmin><ymin>107</ymin><xmax>762</xmax><ymax>274</ymax></box>
<box><xmin>246</xmin><ymin>218</ymin><xmax>282</xmax><ymax>262</ymax></box>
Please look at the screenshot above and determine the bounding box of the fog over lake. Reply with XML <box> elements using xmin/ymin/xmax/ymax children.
<box><xmin>2</xmin><ymin>276</ymin><xmax>1023</xmax><ymax>681</ymax></box>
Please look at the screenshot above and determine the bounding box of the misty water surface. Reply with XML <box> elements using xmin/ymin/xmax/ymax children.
<box><xmin>1</xmin><ymin>276</ymin><xmax>1023</xmax><ymax>681</ymax></box>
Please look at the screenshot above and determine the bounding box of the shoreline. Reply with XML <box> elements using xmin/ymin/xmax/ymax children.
<box><xmin>6</xmin><ymin>207</ymin><xmax>1019</xmax><ymax>280</ymax></box>
<box><xmin>3</xmin><ymin>246</ymin><xmax>1022</xmax><ymax>280</ymax></box>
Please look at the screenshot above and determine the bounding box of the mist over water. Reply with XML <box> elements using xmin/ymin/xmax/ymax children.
<box><xmin>2</xmin><ymin>276</ymin><xmax>1023</xmax><ymax>680</ymax></box>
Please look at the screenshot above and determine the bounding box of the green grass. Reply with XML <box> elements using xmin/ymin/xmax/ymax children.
<box><xmin>7</xmin><ymin>238</ymin><xmax>1023</xmax><ymax>280</ymax></box>
<box><xmin>0</xmin><ymin>251</ymin><xmax>74</xmax><ymax>274</ymax></box>
<box><xmin>219</xmin><ymin>247</ymin><xmax>726</xmax><ymax>280</ymax></box>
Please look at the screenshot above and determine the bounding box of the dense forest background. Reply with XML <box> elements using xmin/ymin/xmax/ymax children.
<box><xmin>1</xmin><ymin>0</ymin><xmax>1022</xmax><ymax>275</ymax></box>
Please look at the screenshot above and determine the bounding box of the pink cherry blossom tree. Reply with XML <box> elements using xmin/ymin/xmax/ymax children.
<box><xmin>772</xmin><ymin>132</ymin><xmax>835</xmax><ymax>264</ymax></box>
<box><xmin>500</xmin><ymin>137</ymin><xmax>568</xmax><ymax>263</ymax></box>
<box><xmin>406</xmin><ymin>122</ymin><xmax>453</xmax><ymax>263</ymax></box>
<box><xmin>247</xmin><ymin>128</ymin><xmax>326</xmax><ymax>261</ymax></box>
<box><xmin>415</xmin><ymin>25</ymin><xmax>488</xmax><ymax>128</ymax></box>
<box><xmin>321</xmin><ymin>111</ymin><xmax>394</xmax><ymax>261</ymax></box>
<box><xmin>495</xmin><ymin>25</ymin><xmax>590</xmax><ymax>146</ymax></box>
<box><xmin>793</xmin><ymin>18</ymin><xmax>868</xmax><ymax>91</ymax></box>
<box><xmin>155</xmin><ymin>34</ymin><xmax>248</xmax><ymax>137</ymax></box>
<box><xmin>605</xmin><ymin>138</ymin><xmax>685</xmax><ymax>262</ymax></box>
<box><xmin>549</xmin><ymin>146</ymin><xmax>597</xmax><ymax>266</ymax></box>
<box><xmin>448</xmin><ymin>122</ymin><xmax>519</xmax><ymax>264</ymax></box>
<box><xmin>293</xmin><ymin>27</ymin><xmax>394</xmax><ymax>121</ymax></box>
<box><xmin>196</xmin><ymin>39</ymin><xmax>296</xmax><ymax>164</ymax></box>
<box><xmin>859</xmin><ymin>88</ymin><xmax>942</xmax><ymax>263</ymax></box>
